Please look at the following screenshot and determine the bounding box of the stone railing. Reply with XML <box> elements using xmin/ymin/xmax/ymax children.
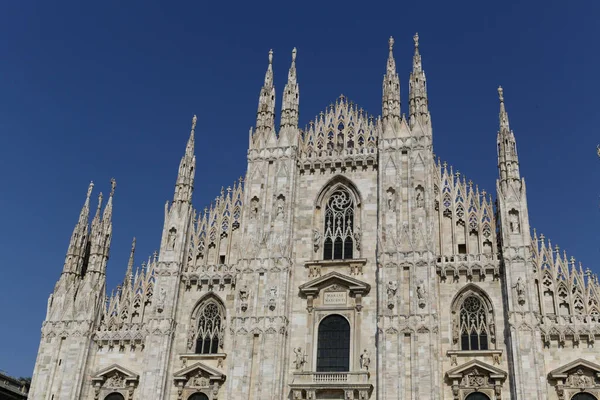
<box><xmin>292</xmin><ymin>371</ymin><xmax>370</xmax><ymax>385</ymax></box>
<box><xmin>436</xmin><ymin>253</ymin><xmax>500</xmax><ymax>281</ymax></box>
<box><xmin>290</xmin><ymin>371</ymin><xmax>372</xmax><ymax>399</ymax></box>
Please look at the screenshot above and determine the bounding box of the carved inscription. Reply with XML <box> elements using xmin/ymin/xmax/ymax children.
<box><xmin>324</xmin><ymin>291</ymin><xmax>347</xmax><ymax>305</ymax></box>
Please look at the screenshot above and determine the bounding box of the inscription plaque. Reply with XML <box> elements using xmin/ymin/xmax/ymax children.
<box><xmin>324</xmin><ymin>291</ymin><xmax>347</xmax><ymax>305</ymax></box>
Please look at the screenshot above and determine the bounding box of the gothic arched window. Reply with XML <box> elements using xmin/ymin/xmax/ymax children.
<box><xmin>195</xmin><ymin>301</ymin><xmax>224</xmax><ymax>354</ymax></box>
<box><xmin>316</xmin><ymin>314</ymin><xmax>350</xmax><ymax>372</ymax></box>
<box><xmin>572</xmin><ymin>394</ymin><xmax>598</xmax><ymax>400</ymax></box>
<box><xmin>188</xmin><ymin>394</ymin><xmax>210</xmax><ymax>400</ymax></box>
<box><xmin>460</xmin><ymin>296</ymin><xmax>489</xmax><ymax>351</ymax></box>
<box><xmin>323</xmin><ymin>188</ymin><xmax>355</xmax><ymax>260</ymax></box>
<box><xmin>465</xmin><ymin>393</ymin><xmax>490</xmax><ymax>400</ymax></box>
<box><xmin>104</xmin><ymin>394</ymin><xmax>125</xmax><ymax>400</ymax></box>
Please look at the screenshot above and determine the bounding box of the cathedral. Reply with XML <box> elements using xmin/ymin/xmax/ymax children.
<box><xmin>30</xmin><ymin>34</ymin><xmax>600</xmax><ymax>400</ymax></box>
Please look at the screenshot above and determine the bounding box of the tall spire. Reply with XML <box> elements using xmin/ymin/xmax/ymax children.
<box><xmin>280</xmin><ymin>48</ymin><xmax>299</xmax><ymax>129</ymax></box>
<box><xmin>124</xmin><ymin>237</ymin><xmax>136</xmax><ymax>289</ymax></box>
<box><xmin>496</xmin><ymin>86</ymin><xmax>521</xmax><ymax>182</ymax></box>
<box><xmin>174</xmin><ymin>115</ymin><xmax>197</xmax><ymax>204</ymax></box>
<box><xmin>409</xmin><ymin>33</ymin><xmax>431</xmax><ymax>130</ymax></box>
<box><xmin>62</xmin><ymin>181</ymin><xmax>94</xmax><ymax>275</ymax></box>
<box><xmin>253</xmin><ymin>49</ymin><xmax>276</xmax><ymax>147</ymax></box>
<box><xmin>88</xmin><ymin>179</ymin><xmax>115</xmax><ymax>274</ymax></box>
<box><xmin>382</xmin><ymin>36</ymin><xmax>401</xmax><ymax>122</ymax></box>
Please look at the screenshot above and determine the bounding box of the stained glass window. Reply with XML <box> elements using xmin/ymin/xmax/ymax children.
<box><xmin>195</xmin><ymin>302</ymin><xmax>223</xmax><ymax>354</ymax></box>
<box><xmin>460</xmin><ymin>296</ymin><xmax>489</xmax><ymax>351</ymax></box>
<box><xmin>323</xmin><ymin>189</ymin><xmax>354</xmax><ymax>260</ymax></box>
<box><xmin>316</xmin><ymin>315</ymin><xmax>350</xmax><ymax>372</ymax></box>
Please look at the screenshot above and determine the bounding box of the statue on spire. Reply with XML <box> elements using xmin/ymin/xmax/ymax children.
<box><xmin>382</xmin><ymin>36</ymin><xmax>400</xmax><ymax>123</ymax></box>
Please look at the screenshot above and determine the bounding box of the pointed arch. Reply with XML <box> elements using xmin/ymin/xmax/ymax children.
<box><xmin>314</xmin><ymin>175</ymin><xmax>362</xmax><ymax>208</ymax></box>
<box><xmin>190</xmin><ymin>294</ymin><xmax>226</xmax><ymax>354</ymax></box>
<box><xmin>451</xmin><ymin>284</ymin><xmax>496</xmax><ymax>351</ymax></box>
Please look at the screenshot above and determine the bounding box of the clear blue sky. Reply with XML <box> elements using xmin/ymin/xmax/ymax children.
<box><xmin>0</xmin><ymin>0</ymin><xmax>598</xmax><ymax>378</ymax></box>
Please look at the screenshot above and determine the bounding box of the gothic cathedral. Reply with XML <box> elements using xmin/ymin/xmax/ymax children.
<box><xmin>30</xmin><ymin>35</ymin><xmax>600</xmax><ymax>400</ymax></box>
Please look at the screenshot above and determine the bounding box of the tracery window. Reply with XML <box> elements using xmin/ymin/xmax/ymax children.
<box><xmin>459</xmin><ymin>296</ymin><xmax>489</xmax><ymax>351</ymax></box>
<box><xmin>188</xmin><ymin>394</ymin><xmax>210</xmax><ymax>400</ymax></box>
<box><xmin>104</xmin><ymin>394</ymin><xmax>125</xmax><ymax>400</ymax></box>
<box><xmin>316</xmin><ymin>314</ymin><xmax>350</xmax><ymax>372</ymax></box>
<box><xmin>323</xmin><ymin>189</ymin><xmax>355</xmax><ymax>260</ymax></box>
<box><xmin>195</xmin><ymin>302</ymin><xmax>224</xmax><ymax>354</ymax></box>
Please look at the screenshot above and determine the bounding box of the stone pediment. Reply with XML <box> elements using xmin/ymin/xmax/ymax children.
<box><xmin>299</xmin><ymin>271</ymin><xmax>370</xmax><ymax>297</ymax></box>
<box><xmin>173</xmin><ymin>361</ymin><xmax>226</xmax><ymax>384</ymax></box>
<box><xmin>548</xmin><ymin>358</ymin><xmax>600</xmax><ymax>380</ymax></box>
<box><xmin>446</xmin><ymin>359</ymin><xmax>507</xmax><ymax>381</ymax></box>
<box><xmin>91</xmin><ymin>364</ymin><xmax>139</xmax><ymax>385</ymax></box>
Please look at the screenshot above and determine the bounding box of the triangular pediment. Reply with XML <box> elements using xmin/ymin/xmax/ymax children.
<box><xmin>173</xmin><ymin>361</ymin><xmax>225</xmax><ymax>382</ymax></box>
<box><xmin>299</xmin><ymin>271</ymin><xmax>370</xmax><ymax>296</ymax></box>
<box><xmin>549</xmin><ymin>358</ymin><xmax>600</xmax><ymax>380</ymax></box>
<box><xmin>446</xmin><ymin>359</ymin><xmax>507</xmax><ymax>380</ymax></box>
<box><xmin>91</xmin><ymin>364</ymin><xmax>139</xmax><ymax>385</ymax></box>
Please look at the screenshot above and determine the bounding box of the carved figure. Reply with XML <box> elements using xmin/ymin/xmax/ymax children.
<box><xmin>168</xmin><ymin>229</ymin><xmax>176</xmax><ymax>250</ymax></box>
<box><xmin>509</xmin><ymin>210</ymin><xmax>520</xmax><ymax>233</ymax></box>
<box><xmin>293</xmin><ymin>347</ymin><xmax>306</xmax><ymax>370</ymax></box>
<box><xmin>157</xmin><ymin>287</ymin><xmax>167</xmax><ymax>313</ymax></box>
<box><xmin>386</xmin><ymin>189</ymin><xmax>396</xmax><ymax>211</ymax></box>
<box><xmin>386</xmin><ymin>281</ymin><xmax>397</xmax><ymax>299</ymax></box>
<box><xmin>276</xmin><ymin>196</ymin><xmax>285</xmax><ymax>218</ymax></box>
<box><xmin>239</xmin><ymin>285</ymin><xmax>249</xmax><ymax>301</ymax></box>
<box><xmin>416</xmin><ymin>186</ymin><xmax>425</xmax><ymax>208</ymax></box>
<box><xmin>313</xmin><ymin>229</ymin><xmax>321</xmax><ymax>253</ymax></box>
<box><xmin>515</xmin><ymin>277</ymin><xmax>525</xmax><ymax>304</ymax></box>
<box><xmin>354</xmin><ymin>227</ymin><xmax>362</xmax><ymax>251</ymax></box>
<box><xmin>250</xmin><ymin>197</ymin><xmax>259</xmax><ymax>218</ymax></box>
<box><xmin>360</xmin><ymin>349</ymin><xmax>370</xmax><ymax>370</ymax></box>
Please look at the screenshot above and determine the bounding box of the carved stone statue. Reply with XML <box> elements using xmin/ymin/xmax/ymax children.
<box><xmin>239</xmin><ymin>285</ymin><xmax>249</xmax><ymax>302</ymax></box>
<box><xmin>250</xmin><ymin>197</ymin><xmax>259</xmax><ymax>218</ymax></box>
<box><xmin>168</xmin><ymin>229</ymin><xmax>176</xmax><ymax>250</ymax></box>
<box><xmin>157</xmin><ymin>287</ymin><xmax>167</xmax><ymax>313</ymax></box>
<box><xmin>417</xmin><ymin>281</ymin><xmax>427</xmax><ymax>307</ymax></box>
<box><xmin>313</xmin><ymin>229</ymin><xmax>321</xmax><ymax>253</ymax></box>
<box><xmin>386</xmin><ymin>281</ymin><xmax>397</xmax><ymax>299</ymax></box>
<box><xmin>276</xmin><ymin>197</ymin><xmax>285</xmax><ymax>218</ymax></box>
<box><xmin>416</xmin><ymin>186</ymin><xmax>425</xmax><ymax>208</ymax></box>
<box><xmin>360</xmin><ymin>349</ymin><xmax>370</xmax><ymax>371</ymax></box>
<box><xmin>515</xmin><ymin>277</ymin><xmax>525</xmax><ymax>305</ymax></box>
<box><xmin>386</xmin><ymin>189</ymin><xmax>395</xmax><ymax>211</ymax></box>
<box><xmin>354</xmin><ymin>227</ymin><xmax>362</xmax><ymax>251</ymax></box>
<box><xmin>509</xmin><ymin>210</ymin><xmax>520</xmax><ymax>233</ymax></box>
<box><xmin>293</xmin><ymin>347</ymin><xmax>306</xmax><ymax>370</ymax></box>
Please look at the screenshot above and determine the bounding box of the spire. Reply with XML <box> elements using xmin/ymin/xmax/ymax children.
<box><xmin>496</xmin><ymin>87</ymin><xmax>521</xmax><ymax>182</ymax></box>
<box><xmin>124</xmin><ymin>237</ymin><xmax>136</xmax><ymax>288</ymax></box>
<box><xmin>63</xmin><ymin>181</ymin><xmax>94</xmax><ymax>275</ymax></box>
<box><xmin>173</xmin><ymin>115</ymin><xmax>197</xmax><ymax>204</ymax></box>
<box><xmin>280</xmin><ymin>48</ymin><xmax>299</xmax><ymax>130</ymax></box>
<box><xmin>253</xmin><ymin>49</ymin><xmax>276</xmax><ymax>147</ymax></box>
<box><xmin>88</xmin><ymin>179</ymin><xmax>115</xmax><ymax>274</ymax></box>
<box><xmin>409</xmin><ymin>33</ymin><xmax>431</xmax><ymax>129</ymax></box>
<box><xmin>382</xmin><ymin>36</ymin><xmax>401</xmax><ymax>122</ymax></box>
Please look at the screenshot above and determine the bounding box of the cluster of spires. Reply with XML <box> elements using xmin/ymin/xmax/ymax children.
<box><xmin>532</xmin><ymin>230</ymin><xmax>600</xmax><ymax>316</ymax></box>
<box><xmin>435</xmin><ymin>159</ymin><xmax>496</xmax><ymax>238</ymax></box>
<box><xmin>251</xmin><ymin>33</ymin><xmax>433</xmax><ymax>149</ymax></box>
<box><xmin>101</xmin><ymin>240</ymin><xmax>157</xmax><ymax>330</ymax></box>
<box><xmin>57</xmin><ymin>34</ymin><xmax>596</xmax><ymax>324</ymax></box>
<box><xmin>63</xmin><ymin>178</ymin><xmax>116</xmax><ymax>278</ymax></box>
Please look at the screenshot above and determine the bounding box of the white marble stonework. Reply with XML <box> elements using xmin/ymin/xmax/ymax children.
<box><xmin>30</xmin><ymin>35</ymin><xmax>600</xmax><ymax>400</ymax></box>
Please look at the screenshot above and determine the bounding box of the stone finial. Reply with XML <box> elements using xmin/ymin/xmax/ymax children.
<box><xmin>268</xmin><ymin>49</ymin><xmax>273</xmax><ymax>64</ymax></box>
<box><xmin>87</xmin><ymin>181</ymin><xmax>94</xmax><ymax>199</ymax></box>
<box><xmin>498</xmin><ymin>86</ymin><xmax>504</xmax><ymax>103</ymax></box>
<box><xmin>413</xmin><ymin>32</ymin><xmax>419</xmax><ymax>48</ymax></box>
<box><xmin>110</xmin><ymin>178</ymin><xmax>117</xmax><ymax>197</ymax></box>
<box><xmin>191</xmin><ymin>115</ymin><xmax>197</xmax><ymax>131</ymax></box>
<box><xmin>388</xmin><ymin>36</ymin><xmax>394</xmax><ymax>51</ymax></box>
<box><xmin>292</xmin><ymin>47</ymin><xmax>297</xmax><ymax>62</ymax></box>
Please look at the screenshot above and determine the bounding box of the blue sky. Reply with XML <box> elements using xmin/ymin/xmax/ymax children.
<box><xmin>0</xmin><ymin>0</ymin><xmax>598</xmax><ymax>377</ymax></box>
